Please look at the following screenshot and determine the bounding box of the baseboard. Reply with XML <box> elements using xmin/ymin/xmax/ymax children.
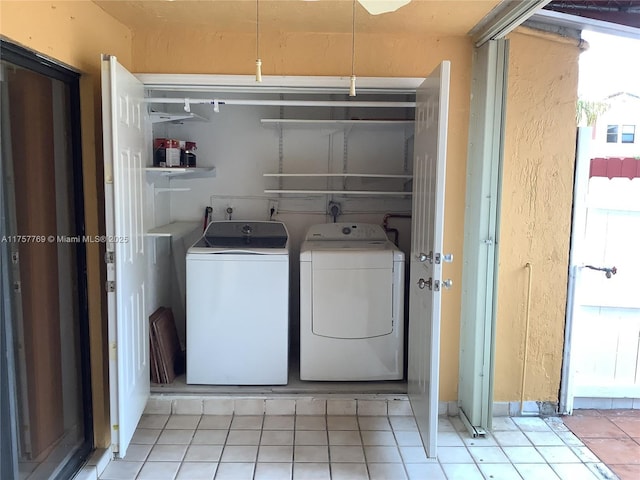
<box><xmin>453</xmin><ymin>401</ymin><xmax>560</xmax><ymax>418</ymax></box>
<box><xmin>145</xmin><ymin>394</ymin><xmax>567</xmax><ymax>420</ymax></box>
<box><xmin>146</xmin><ymin>393</ymin><xmax>415</xmax><ymax>416</ymax></box>
<box><xmin>573</xmin><ymin>397</ymin><xmax>640</xmax><ymax>410</ymax></box>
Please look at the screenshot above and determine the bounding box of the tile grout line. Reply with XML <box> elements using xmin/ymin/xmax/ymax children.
<box><xmin>355</xmin><ymin>414</ymin><xmax>372</xmax><ymax>480</ymax></box>
<box><xmin>119</xmin><ymin>412</ymin><xmax>620</xmax><ymax>480</ymax></box>
<box><xmin>251</xmin><ymin>413</ymin><xmax>264</xmax><ymax>480</ymax></box>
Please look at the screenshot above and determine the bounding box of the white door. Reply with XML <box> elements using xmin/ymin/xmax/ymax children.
<box><xmin>408</xmin><ymin>62</ymin><xmax>450</xmax><ymax>458</ymax></box>
<box><xmin>573</xmin><ymin>188</ymin><xmax>640</xmax><ymax>400</ymax></box>
<box><xmin>101</xmin><ymin>55</ymin><xmax>150</xmax><ymax>457</ymax></box>
<box><xmin>563</xmin><ymin>134</ymin><xmax>640</xmax><ymax>412</ymax></box>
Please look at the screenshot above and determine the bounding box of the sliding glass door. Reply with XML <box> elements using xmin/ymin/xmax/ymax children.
<box><xmin>0</xmin><ymin>40</ymin><xmax>92</xmax><ymax>480</ymax></box>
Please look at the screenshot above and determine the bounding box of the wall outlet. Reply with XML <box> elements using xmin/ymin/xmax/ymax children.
<box><xmin>268</xmin><ymin>200</ymin><xmax>279</xmax><ymax>218</ymax></box>
<box><xmin>328</xmin><ymin>201</ymin><xmax>341</xmax><ymax>218</ymax></box>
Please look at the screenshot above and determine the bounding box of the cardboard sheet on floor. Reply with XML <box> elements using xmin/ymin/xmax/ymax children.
<box><xmin>149</xmin><ymin>307</ymin><xmax>185</xmax><ymax>384</ymax></box>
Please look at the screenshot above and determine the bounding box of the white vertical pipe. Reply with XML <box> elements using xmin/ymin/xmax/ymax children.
<box><xmin>559</xmin><ymin>126</ymin><xmax>593</xmax><ymax>415</ymax></box>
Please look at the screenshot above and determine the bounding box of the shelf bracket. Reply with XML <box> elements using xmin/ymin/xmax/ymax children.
<box><xmin>342</xmin><ymin>133</ymin><xmax>349</xmax><ymax>190</ymax></box>
<box><xmin>154</xmin><ymin>187</ymin><xmax>191</xmax><ymax>195</ymax></box>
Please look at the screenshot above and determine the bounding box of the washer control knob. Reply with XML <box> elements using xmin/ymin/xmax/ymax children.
<box><xmin>241</xmin><ymin>224</ymin><xmax>253</xmax><ymax>235</ymax></box>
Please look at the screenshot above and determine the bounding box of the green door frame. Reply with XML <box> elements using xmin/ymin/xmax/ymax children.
<box><xmin>458</xmin><ymin>39</ymin><xmax>509</xmax><ymax>436</ymax></box>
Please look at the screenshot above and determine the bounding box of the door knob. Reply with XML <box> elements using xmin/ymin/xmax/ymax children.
<box><xmin>442</xmin><ymin>279</ymin><xmax>453</xmax><ymax>289</ymax></box>
<box><xmin>417</xmin><ymin>278</ymin><xmax>432</xmax><ymax>290</ymax></box>
<box><xmin>434</xmin><ymin>252</ymin><xmax>453</xmax><ymax>264</ymax></box>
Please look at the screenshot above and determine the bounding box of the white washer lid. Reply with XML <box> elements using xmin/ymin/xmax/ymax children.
<box><xmin>190</xmin><ymin>220</ymin><xmax>289</xmax><ymax>251</ymax></box>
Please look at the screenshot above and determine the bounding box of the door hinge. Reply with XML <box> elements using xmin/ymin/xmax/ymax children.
<box><xmin>105</xmin><ymin>251</ymin><xmax>115</xmax><ymax>264</ymax></box>
<box><xmin>13</xmin><ymin>281</ymin><xmax>21</xmax><ymax>293</ymax></box>
<box><xmin>105</xmin><ymin>280</ymin><xmax>116</xmax><ymax>292</ymax></box>
<box><xmin>417</xmin><ymin>277</ymin><xmax>432</xmax><ymax>290</ymax></box>
<box><xmin>434</xmin><ymin>280</ymin><xmax>441</xmax><ymax>291</ymax></box>
<box><xmin>105</xmin><ymin>162</ymin><xmax>114</xmax><ymax>184</ymax></box>
<box><xmin>418</xmin><ymin>251</ymin><xmax>433</xmax><ymax>263</ymax></box>
<box><xmin>11</xmin><ymin>250</ymin><xmax>19</xmax><ymax>264</ymax></box>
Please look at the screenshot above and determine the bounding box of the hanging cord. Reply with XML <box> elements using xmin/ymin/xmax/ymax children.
<box><xmin>256</xmin><ymin>0</ymin><xmax>260</xmax><ymax>59</ymax></box>
<box><xmin>349</xmin><ymin>0</ymin><xmax>356</xmax><ymax>96</ymax></box>
<box><xmin>255</xmin><ymin>0</ymin><xmax>262</xmax><ymax>82</ymax></box>
<box><xmin>351</xmin><ymin>0</ymin><xmax>356</xmax><ymax>76</ymax></box>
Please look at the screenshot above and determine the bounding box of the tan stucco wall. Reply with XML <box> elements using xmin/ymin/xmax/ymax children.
<box><xmin>0</xmin><ymin>0</ymin><xmax>131</xmax><ymax>75</ymax></box>
<box><xmin>496</xmin><ymin>29</ymin><xmax>580</xmax><ymax>402</ymax></box>
<box><xmin>0</xmin><ymin>0</ymin><xmax>132</xmax><ymax>448</ymax></box>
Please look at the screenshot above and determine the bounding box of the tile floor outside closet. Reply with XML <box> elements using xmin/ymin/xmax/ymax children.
<box><xmin>562</xmin><ymin>409</ymin><xmax>640</xmax><ymax>480</ymax></box>
<box><xmin>98</xmin><ymin>398</ymin><xmax>620</xmax><ymax>480</ymax></box>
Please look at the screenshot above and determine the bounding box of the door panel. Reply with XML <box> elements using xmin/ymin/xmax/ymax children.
<box><xmin>312</xmin><ymin>250</ymin><xmax>394</xmax><ymax>339</ymax></box>
<box><xmin>408</xmin><ymin>62</ymin><xmax>450</xmax><ymax>458</ymax></box>
<box><xmin>571</xmin><ymin>179</ymin><xmax>640</xmax><ymax>399</ymax></box>
<box><xmin>101</xmin><ymin>55</ymin><xmax>149</xmax><ymax>457</ymax></box>
<box><xmin>563</xmin><ymin>128</ymin><xmax>640</xmax><ymax>411</ymax></box>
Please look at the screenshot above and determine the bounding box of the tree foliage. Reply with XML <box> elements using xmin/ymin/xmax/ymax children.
<box><xmin>576</xmin><ymin>99</ymin><xmax>610</xmax><ymax>126</ymax></box>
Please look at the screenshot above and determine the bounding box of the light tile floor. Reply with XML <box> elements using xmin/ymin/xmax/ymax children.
<box><xmin>99</xmin><ymin>413</ymin><xmax>619</xmax><ymax>480</ymax></box>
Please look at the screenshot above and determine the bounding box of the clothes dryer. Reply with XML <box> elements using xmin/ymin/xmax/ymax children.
<box><xmin>299</xmin><ymin>223</ymin><xmax>405</xmax><ymax>381</ymax></box>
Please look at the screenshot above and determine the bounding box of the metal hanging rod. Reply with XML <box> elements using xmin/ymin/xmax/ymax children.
<box><xmin>144</xmin><ymin>97</ymin><xmax>416</xmax><ymax>109</ymax></box>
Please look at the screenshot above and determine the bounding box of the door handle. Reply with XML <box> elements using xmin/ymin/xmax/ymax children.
<box><xmin>584</xmin><ymin>265</ymin><xmax>617</xmax><ymax>279</ymax></box>
<box><xmin>417</xmin><ymin>278</ymin><xmax>432</xmax><ymax>290</ymax></box>
<box><xmin>442</xmin><ymin>279</ymin><xmax>453</xmax><ymax>289</ymax></box>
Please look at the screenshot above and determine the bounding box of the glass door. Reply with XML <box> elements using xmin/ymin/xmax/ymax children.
<box><xmin>0</xmin><ymin>40</ymin><xmax>92</xmax><ymax>480</ymax></box>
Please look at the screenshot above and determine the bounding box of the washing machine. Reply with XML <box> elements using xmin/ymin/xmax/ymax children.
<box><xmin>299</xmin><ymin>222</ymin><xmax>405</xmax><ymax>381</ymax></box>
<box><xmin>186</xmin><ymin>221</ymin><xmax>289</xmax><ymax>385</ymax></box>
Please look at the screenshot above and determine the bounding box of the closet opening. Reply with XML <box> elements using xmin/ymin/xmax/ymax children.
<box><xmin>143</xmin><ymin>85</ymin><xmax>417</xmax><ymax>396</ymax></box>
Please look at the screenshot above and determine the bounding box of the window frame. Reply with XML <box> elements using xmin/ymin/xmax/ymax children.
<box><xmin>606</xmin><ymin>124</ymin><xmax>619</xmax><ymax>143</ymax></box>
<box><xmin>621</xmin><ymin>124</ymin><xmax>635</xmax><ymax>144</ymax></box>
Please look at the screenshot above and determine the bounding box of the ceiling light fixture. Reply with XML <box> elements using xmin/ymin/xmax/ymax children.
<box><xmin>349</xmin><ymin>0</ymin><xmax>356</xmax><ymax>97</ymax></box>
<box><xmin>357</xmin><ymin>0</ymin><xmax>411</xmax><ymax>15</ymax></box>
<box><xmin>256</xmin><ymin>0</ymin><xmax>262</xmax><ymax>82</ymax></box>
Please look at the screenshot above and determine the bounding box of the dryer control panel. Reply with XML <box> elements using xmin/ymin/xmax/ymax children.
<box><xmin>304</xmin><ymin>222</ymin><xmax>388</xmax><ymax>241</ymax></box>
